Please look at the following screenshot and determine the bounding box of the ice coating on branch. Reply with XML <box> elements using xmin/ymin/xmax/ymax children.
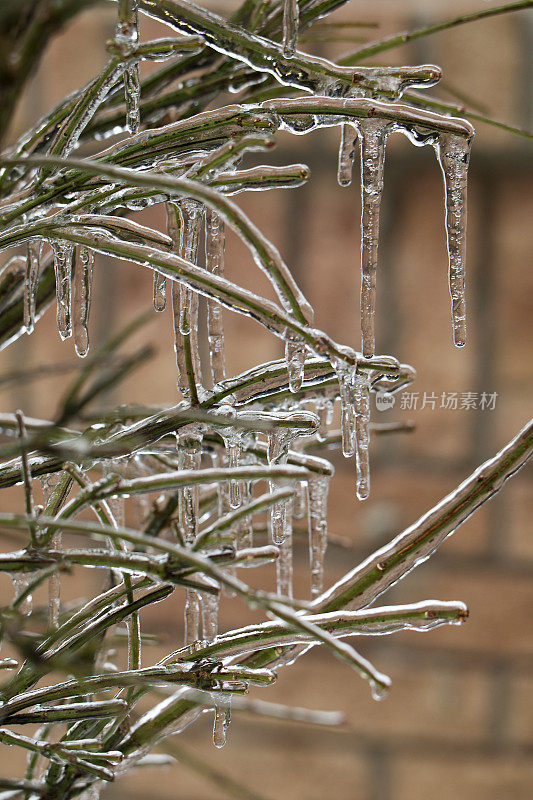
<box><xmin>307</xmin><ymin>474</ymin><xmax>330</xmax><ymax>597</ymax></box>
<box><xmin>337</xmin><ymin>124</ymin><xmax>358</xmax><ymax>187</ymax></box>
<box><xmin>359</xmin><ymin>119</ymin><xmax>389</xmax><ymax>358</ymax></box>
<box><xmin>73</xmin><ymin>246</ymin><xmax>94</xmax><ymax>357</ymax></box>
<box><xmin>205</xmin><ymin>208</ymin><xmax>226</xmax><ymax>384</ymax></box>
<box><xmin>436</xmin><ymin>133</ymin><xmax>472</xmax><ymax>348</ymax></box>
<box><xmin>354</xmin><ymin>371</ymin><xmax>371</xmax><ymax>501</ymax></box>
<box><xmin>51</xmin><ymin>241</ymin><xmax>73</xmax><ymax>340</ymax></box>
<box><xmin>285</xmin><ymin>338</ymin><xmax>306</xmax><ymax>393</ymax></box>
<box><xmin>283</xmin><ymin>0</ymin><xmax>299</xmax><ymax>58</ymax></box>
<box><xmin>24</xmin><ymin>242</ymin><xmax>40</xmax><ymax>334</ymax></box>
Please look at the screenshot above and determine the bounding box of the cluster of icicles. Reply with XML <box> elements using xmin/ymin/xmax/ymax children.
<box><xmin>5</xmin><ymin>0</ymin><xmax>476</xmax><ymax>754</ymax></box>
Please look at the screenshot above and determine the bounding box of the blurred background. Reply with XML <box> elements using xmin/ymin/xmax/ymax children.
<box><xmin>0</xmin><ymin>1</ymin><xmax>532</xmax><ymax>798</ymax></box>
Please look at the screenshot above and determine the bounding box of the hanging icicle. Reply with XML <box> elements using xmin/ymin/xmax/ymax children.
<box><xmin>358</xmin><ymin>119</ymin><xmax>389</xmax><ymax>358</ymax></box>
<box><xmin>436</xmin><ymin>132</ymin><xmax>472</xmax><ymax>348</ymax></box>
<box><xmin>354</xmin><ymin>370</ymin><xmax>371</xmax><ymax>501</ymax></box>
<box><xmin>285</xmin><ymin>337</ymin><xmax>306</xmax><ymax>393</ymax></box>
<box><xmin>178</xmin><ymin>200</ymin><xmax>203</xmax><ymax>336</ymax></box>
<box><xmin>276</xmin><ymin>498</ymin><xmax>294</xmax><ymax>597</ymax></box>
<box><xmin>51</xmin><ymin>241</ymin><xmax>74</xmax><ymax>340</ymax></box>
<box><xmin>73</xmin><ymin>246</ymin><xmax>94</xmax><ymax>357</ymax></box>
<box><xmin>205</xmin><ymin>208</ymin><xmax>226</xmax><ymax>385</ymax></box>
<box><xmin>307</xmin><ymin>473</ymin><xmax>330</xmax><ymax>598</ymax></box>
<box><xmin>337</xmin><ymin>124</ymin><xmax>358</xmax><ymax>187</ymax></box>
<box><xmin>177</xmin><ymin>427</ymin><xmax>203</xmax><ymax>544</ymax></box>
<box><xmin>24</xmin><ymin>241</ymin><xmax>41</xmax><ymax>334</ymax></box>
<box><xmin>116</xmin><ymin>0</ymin><xmax>140</xmax><ymax>134</ymax></box>
<box><xmin>282</xmin><ymin>0</ymin><xmax>299</xmax><ymax>58</ymax></box>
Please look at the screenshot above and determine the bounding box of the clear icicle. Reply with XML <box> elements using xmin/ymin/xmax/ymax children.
<box><xmin>184</xmin><ymin>589</ymin><xmax>200</xmax><ymax>645</ymax></box>
<box><xmin>201</xmin><ymin>588</ymin><xmax>219</xmax><ymax>641</ymax></box>
<box><xmin>354</xmin><ymin>371</ymin><xmax>371</xmax><ymax>501</ymax></box>
<box><xmin>124</xmin><ymin>62</ymin><xmax>140</xmax><ymax>135</ymax></box>
<box><xmin>359</xmin><ymin>119</ymin><xmax>389</xmax><ymax>358</ymax></box>
<box><xmin>178</xmin><ymin>200</ymin><xmax>203</xmax><ymax>336</ymax></box>
<box><xmin>177</xmin><ymin>428</ymin><xmax>203</xmax><ymax>544</ymax></box>
<box><xmin>11</xmin><ymin>574</ymin><xmax>33</xmax><ymax>616</ymax></box>
<box><xmin>282</xmin><ymin>0</ymin><xmax>299</xmax><ymax>57</ymax></box>
<box><xmin>73</xmin><ymin>246</ymin><xmax>94</xmax><ymax>357</ymax></box>
<box><xmin>293</xmin><ymin>481</ymin><xmax>307</xmax><ymax>519</ymax></box>
<box><xmin>48</xmin><ymin>531</ymin><xmax>62</xmax><ymax>628</ymax></box>
<box><xmin>307</xmin><ymin>474</ymin><xmax>330</xmax><ymax>598</ymax></box>
<box><xmin>276</xmin><ymin>498</ymin><xmax>293</xmax><ymax>597</ymax></box>
<box><xmin>51</xmin><ymin>241</ymin><xmax>73</xmax><ymax>340</ymax></box>
<box><xmin>337</xmin><ymin>124</ymin><xmax>358</xmax><ymax>187</ymax></box>
<box><xmin>153</xmin><ymin>272</ymin><xmax>167</xmax><ymax>312</ymax></box>
<box><xmin>24</xmin><ymin>241</ymin><xmax>41</xmax><ymax>334</ymax></box>
<box><xmin>436</xmin><ymin>133</ymin><xmax>471</xmax><ymax>348</ymax></box>
<box><xmin>116</xmin><ymin>0</ymin><xmax>140</xmax><ymax>134</ymax></box>
<box><xmin>223</xmin><ymin>431</ymin><xmax>243</xmax><ymax>510</ymax></box>
<box><xmin>285</xmin><ymin>338</ymin><xmax>306</xmax><ymax>393</ymax></box>
<box><xmin>316</xmin><ymin>395</ymin><xmax>334</xmax><ymax>442</ymax></box>
<box><xmin>335</xmin><ymin>361</ymin><xmax>357</xmax><ymax>457</ymax></box>
<box><xmin>205</xmin><ymin>208</ymin><xmax>226</xmax><ymax>384</ymax></box>
<box><xmin>213</xmin><ymin>697</ymin><xmax>231</xmax><ymax>749</ymax></box>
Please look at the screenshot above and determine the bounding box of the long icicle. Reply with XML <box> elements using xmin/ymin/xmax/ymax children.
<box><xmin>51</xmin><ymin>241</ymin><xmax>74</xmax><ymax>340</ymax></box>
<box><xmin>73</xmin><ymin>246</ymin><xmax>94</xmax><ymax>358</ymax></box>
<box><xmin>359</xmin><ymin>119</ymin><xmax>389</xmax><ymax>358</ymax></box>
<box><xmin>354</xmin><ymin>370</ymin><xmax>371</xmax><ymax>501</ymax></box>
<box><xmin>307</xmin><ymin>473</ymin><xmax>330</xmax><ymax>598</ymax></box>
<box><xmin>116</xmin><ymin>0</ymin><xmax>140</xmax><ymax>135</ymax></box>
<box><xmin>436</xmin><ymin>132</ymin><xmax>472</xmax><ymax>348</ymax></box>
<box><xmin>205</xmin><ymin>208</ymin><xmax>226</xmax><ymax>385</ymax></box>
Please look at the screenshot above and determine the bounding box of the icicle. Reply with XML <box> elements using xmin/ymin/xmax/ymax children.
<box><xmin>116</xmin><ymin>0</ymin><xmax>140</xmax><ymax>134</ymax></box>
<box><xmin>335</xmin><ymin>361</ymin><xmax>357</xmax><ymax>457</ymax></box>
<box><xmin>213</xmin><ymin>697</ymin><xmax>231</xmax><ymax>748</ymax></box>
<box><xmin>315</xmin><ymin>395</ymin><xmax>334</xmax><ymax>442</ymax></box>
<box><xmin>178</xmin><ymin>200</ymin><xmax>203</xmax><ymax>336</ymax></box>
<box><xmin>153</xmin><ymin>273</ymin><xmax>166</xmax><ymax>312</ymax></box>
<box><xmin>235</xmin><ymin>477</ymin><xmax>254</xmax><ymax>547</ymax></box>
<box><xmin>177</xmin><ymin>427</ymin><xmax>203</xmax><ymax>544</ymax></box>
<box><xmin>436</xmin><ymin>132</ymin><xmax>471</xmax><ymax>348</ymax></box>
<box><xmin>201</xmin><ymin>588</ymin><xmax>219</xmax><ymax>641</ymax></box>
<box><xmin>73</xmin><ymin>246</ymin><xmax>94</xmax><ymax>357</ymax></box>
<box><xmin>354</xmin><ymin>371</ymin><xmax>371</xmax><ymax>501</ymax></box>
<box><xmin>24</xmin><ymin>241</ymin><xmax>41</xmax><ymax>334</ymax></box>
<box><xmin>48</xmin><ymin>531</ymin><xmax>62</xmax><ymax>628</ymax></box>
<box><xmin>11</xmin><ymin>574</ymin><xmax>33</xmax><ymax>616</ymax></box>
<box><xmin>226</xmin><ymin>433</ymin><xmax>243</xmax><ymax>509</ymax></box>
<box><xmin>307</xmin><ymin>474</ymin><xmax>330</xmax><ymax>598</ymax></box>
<box><xmin>285</xmin><ymin>338</ymin><xmax>306</xmax><ymax>393</ymax></box>
<box><xmin>282</xmin><ymin>0</ymin><xmax>299</xmax><ymax>58</ymax></box>
<box><xmin>205</xmin><ymin>208</ymin><xmax>226</xmax><ymax>384</ymax></box>
<box><xmin>337</xmin><ymin>124</ymin><xmax>358</xmax><ymax>187</ymax></box>
<box><xmin>51</xmin><ymin>241</ymin><xmax>73</xmax><ymax>340</ymax></box>
<box><xmin>358</xmin><ymin>119</ymin><xmax>389</xmax><ymax>358</ymax></box>
<box><xmin>184</xmin><ymin>589</ymin><xmax>200</xmax><ymax>644</ymax></box>
<box><xmin>276</xmin><ymin>499</ymin><xmax>293</xmax><ymax>597</ymax></box>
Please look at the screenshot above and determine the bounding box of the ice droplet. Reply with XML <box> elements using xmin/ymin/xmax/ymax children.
<box><xmin>359</xmin><ymin>119</ymin><xmax>389</xmax><ymax>358</ymax></box>
<box><xmin>337</xmin><ymin>124</ymin><xmax>358</xmax><ymax>187</ymax></box>
<box><xmin>51</xmin><ymin>241</ymin><xmax>73</xmax><ymax>340</ymax></box>
<box><xmin>436</xmin><ymin>132</ymin><xmax>472</xmax><ymax>348</ymax></box>
<box><xmin>307</xmin><ymin>474</ymin><xmax>330</xmax><ymax>597</ymax></box>
<box><xmin>205</xmin><ymin>208</ymin><xmax>226</xmax><ymax>385</ymax></box>
<box><xmin>73</xmin><ymin>246</ymin><xmax>94</xmax><ymax>357</ymax></box>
